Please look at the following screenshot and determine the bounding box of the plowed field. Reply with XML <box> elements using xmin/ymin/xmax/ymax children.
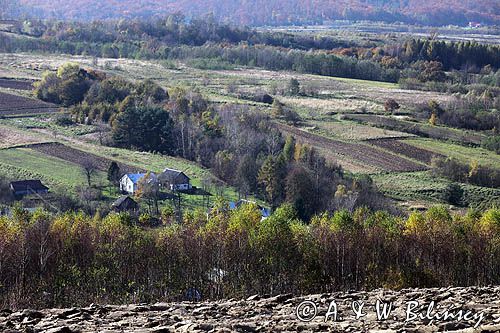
<box><xmin>276</xmin><ymin>123</ymin><xmax>427</xmax><ymax>172</ymax></box>
<box><xmin>30</xmin><ymin>142</ymin><xmax>143</xmax><ymax>175</ymax></box>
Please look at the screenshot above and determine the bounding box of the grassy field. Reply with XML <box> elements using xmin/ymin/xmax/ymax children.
<box><xmin>406</xmin><ymin>138</ymin><xmax>500</xmax><ymax>169</ymax></box>
<box><xmin>373</xmin><ymin>171</ymin><xmax>500</xmax><ymax>209</ymax></box>
<box><xmin>0</xmin><ymin>53</ymin><xmax>454</xmax><ymax>109</ymax></box>
<box><xmin>373</xmin><ymin>171</ymin><xmax>451</xmax><ymax>203</ymax></box>
<box><xmin>0</xmin><ymin>124</ymin><xmax>53</xmax><ymax>148</ymax></box>
<box><xmin>0</xmin><ymin>147</ymin><xmax>107</xmax><ymax>188</ymax></box>
<box><xmin>1</xmin><ymin>116</ymin><xmax>97</xmax><ymax>136</ymax></box>
<box><xmin>329</xmin><ymin>76</ymin><xmax>399</xmax><ymax>89</ymax></box>
<box><xmin>308</xmin><ymin>119</ymin><xmax>413</xmax><ymax>141</ymax></box>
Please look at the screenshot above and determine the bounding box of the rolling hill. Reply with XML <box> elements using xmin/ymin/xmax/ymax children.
<box><xmin>7</xmin><ymin>0</ymin><xmax>500</xmax><ymax>26</ymax></box>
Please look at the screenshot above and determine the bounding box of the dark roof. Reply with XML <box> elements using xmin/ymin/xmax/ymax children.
<box><xmin>112</xmin><ymin>195</ymin><xmax>135</xmax><ymax>206</ymax></box>
<box><xmin>112</xmin><ymin>195</ymin><xmax>138</xmax><ymax>209</ymax></box>
<box><xmin>160</xmin><ymin>168</ymin><xmax>190</xmax><ymax>183</ymax></box>
<box><xmin>10</xmin><ymin>180</ymin><xmax>49</xmax><ymax>192</ymax></box>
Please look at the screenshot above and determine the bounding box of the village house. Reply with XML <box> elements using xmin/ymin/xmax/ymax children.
<box><xmin>159</xmin><ymin>168</ymin><xmax>192</xmax><ymax>191</ymax></box>
<box><xmin>10</xmin><ymin>180</ymin><xmax>49</xmax><ymax>198</ymax></box>
<box><xmin>119</xmin><ymin>173</ymin><xmax>157</xmax><ymax>194</ymax></box>
<box><xmin>229</xmin><ymin>199</ymin><xmax>271</xmax><ymax>220</ymax></box>
<box><xmin>111</xmin><ymin>195</ymin><xmax>139</xmax><ymax>213</ymax></box>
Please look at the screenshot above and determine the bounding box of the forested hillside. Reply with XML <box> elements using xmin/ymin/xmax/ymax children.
<box><xmin>5</xmin><ymin>0</ymin><xmax>500</xmax><ymax>26</ymax></box>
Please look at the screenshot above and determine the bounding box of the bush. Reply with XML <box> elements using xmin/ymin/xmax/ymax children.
<box><xmin>482</xmin><ymin>136</ymin><xmax>500</xmax><ymax>154</ymax></box>
<box><xmin>54</xmin><ymin>114</ymin><xmax>74</xmax><ymax>126</ymax></box>
<box><xmin>432</xmin><ymin>156</ymin><xmax>500</xmax><ymax>188</ymax></box>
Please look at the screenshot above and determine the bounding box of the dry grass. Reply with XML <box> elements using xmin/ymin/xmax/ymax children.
<box><xmin>308</xmin><ymin>120</ymin><xmax>413</xmax><ymax>140</ymax></box>
<box><xmin>211</xmin><ymin>67</ymin><xmax>454</xmax><ymax>109</ymax></box>
<box><xmin>0</xmin><ymin>124</ymin><xmax>52</xmax><ymax>148</ymax></box>
<box><xmin>280</xmin><ymin>96</ymin><xmax>383</xmax><ymax>114</ymax></box>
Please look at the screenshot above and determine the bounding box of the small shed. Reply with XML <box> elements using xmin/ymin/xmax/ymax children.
<box><xmin>258</xmin><ymin>93</ymin><xmax>274</xmax><ymax>104</ymax></box>
<box><xmin>112</xmin><ymin>195</ymin><xmax>139</xmax><ymax>213</ymax></box>
<box><xmin>10</xmin><ymin>180</ymin><xmax>49</xmax><ymax>197</ymax></box>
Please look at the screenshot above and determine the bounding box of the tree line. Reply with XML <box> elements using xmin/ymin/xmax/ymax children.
<box><xmin>1</xmin><ymin>204</ymin><xmax>499</xmax><ymax>309</ymax></box>
<box><xmin>419</xmin><ymin>98</ymin><xmax>500</xmax><ymax>133</ymax></box>
<box><xmin>2</xmin><ymin>17</ymin><xmax>500</xmax><ymax>86</ymax></box>
<box><xmin>2</xmin><ymin>0</ymin><xmax>498</xmax><ymax>26</ymax></box>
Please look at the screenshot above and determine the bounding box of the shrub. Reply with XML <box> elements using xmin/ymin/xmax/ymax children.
<box><xmin>54</xmin><ymin>114</ymin><xmax>74</xmax><ymax>127</ymax></box>
<box><xmin>482</xmin><ymin>136</ymin><xmax>500</xmax><ymax>154</ymax></box>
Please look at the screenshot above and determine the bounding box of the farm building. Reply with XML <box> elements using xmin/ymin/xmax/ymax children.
<box><xmin>468</xmin><ymin>22</ymin><xmax>482</xmax><ymax>28</ymax></box>
<box><xmin>119</xmin><ymin>173</ymin><xmax>157</xmax><ymax>194</ymax></box>
<box><xmin>112</xmin><ymin>195</ymin><xmax>139</xmax><ymax>213</ymax></box>
<box><xmin>257</xmin><ymin>93</ymin><xmax>274</xmax><ymax>104</ymax></box>
<box><xmin>229</xmin><ymin>199</ymin><xmax>271</xmax><ymax>220</ymax></box>
<box><xmin>159</xmin><ymin>168</ymin><xmax>192</xmax><ymax>191</ymax></box>
<box><xmin>10</xmin><ymin>180</ymin><xmax>49</xmax><ymax>197</ymax></box>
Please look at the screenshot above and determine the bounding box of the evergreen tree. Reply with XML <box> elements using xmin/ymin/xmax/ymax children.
<box><xmin>282</xmin><ymin>135</ymin><xmax>296</xmax><ymax>162</ymax></box>
<box><xmin>287</xmin><ymin>78</ymin><xmax>300</xmax><ymax>96</ymax></box>
<box><xmin>107</xmin><ymin>161</ymin><xmax>121</xmax><ymax>185</ymax></box>
<box><xmin>258</xmin><ymin>155</ymin><xmax>286</xmax><ymax>210</ymax></box>
<box><xmin>285</xmin><ymin>165</ymin><xmax>316</xmax><ymax>220</ymax></box>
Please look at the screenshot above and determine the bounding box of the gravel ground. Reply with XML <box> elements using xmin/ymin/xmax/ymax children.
<box><xmin>1</xmin><ymin>286</ymin><xmax>500</xmax><ymax>332</ymax></box>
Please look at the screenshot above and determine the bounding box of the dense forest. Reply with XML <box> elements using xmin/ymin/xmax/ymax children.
<box><xmin>3</xmin><ymin>0</ymin><xmax>500</xmax><ymax>26</ymax></box>
<box><xmin>1</xmin><ymin>204</ymin><xmax>499</xmax><ymax>308</ymax></box>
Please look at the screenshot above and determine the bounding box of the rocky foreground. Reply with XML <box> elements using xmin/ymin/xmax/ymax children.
<box><xmin>1</xmin><ymin>286</ymin><xmax>500</xmax><ymax>332</ymax></box>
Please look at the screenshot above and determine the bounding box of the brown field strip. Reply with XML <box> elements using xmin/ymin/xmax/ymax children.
<box><xmin>29</xmin><ymin>142</ymin><xmax>144</xmax><ymax>175</ymax></box>
<box><xmin>0</xmin><ymin>91</ymin><xmax>59</xmax><ymax>116</ymax></box>
<box><xmin>368</xmin><ymin>138</ymin><xmax>445</xmax><ymax>165</ymax></box>
<box><xmin>275</xmin><ymin>123</ymin><xmax>427</xmax><ymax>172</ymax></box>
<box><xmin>0</xmin><ymin>78</ymin><xmax>34</xmax><ymax>90</ymax></box>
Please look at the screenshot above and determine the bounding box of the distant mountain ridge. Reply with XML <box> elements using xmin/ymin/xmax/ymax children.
<box><xmin>8</xmin><ymin>0</ymin><xmax>500</xmax><ymax>26</ymax></box>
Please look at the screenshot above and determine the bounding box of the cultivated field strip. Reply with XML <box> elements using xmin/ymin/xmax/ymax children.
<box><xmin>0</xmin><ymin>78</ymin><xmax>34</xmax><ymax>90</ymax></box>
<box><xmin>0</xmin><ymin>91</ymin><xmax>59</xmax><ymax>116</ymax></box>
<box><xmin>29</xmin><ymin>142</ymin><xmax>144</xmax><ymax>175</ymax></box>
<box><xmin>368</xmin><ymin>138</ymin><xmax>445</xmax><ymax>165</ymax></box>
<box><xmin>344</xmin><ymin>114</ymin><xmax>484</xmax><ymax>146</ymax></box>
<box><xmin>275</xmin><ymin>123</ymin><xmax>427</xmax><ymax>172</ymax></box>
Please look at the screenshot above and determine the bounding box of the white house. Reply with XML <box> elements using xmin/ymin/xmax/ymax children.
<box><xmin>119</xmin><ymin>173</ymin><xmax>157</xmax><ymax>194</ymax></box>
